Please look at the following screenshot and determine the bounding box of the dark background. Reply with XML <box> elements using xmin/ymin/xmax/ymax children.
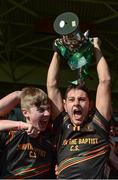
<box><xmin>0</xmin><ymin>0</ymin><xmax>118</xmax><ymax>112</ymax></box>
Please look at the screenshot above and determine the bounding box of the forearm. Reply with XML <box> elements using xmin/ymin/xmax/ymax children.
<box><xmin>47</xmin><ymin>52</ymin><xmax>63</xmax><ymax>118</ymax></box>
<box><xmin>94</xmin><ymin>46</ymin><xmax>111</xmax><ymax>83</ymax></box>
<box><xmin>47</xmin><ymin>52</ymin><xmax>61</xmax><ymax>88</ymax></box>
<box><xmin>94</xmin><ymin>38</ymin><xmax>111</xmax><ymax>120</ymax></box>
<box><xmin>0</xmin><ymin>120</ymin><xmax>28</xmax><ymax>131</ymax></box>
<box><xmin>0</xmin><ymin>91</ymin><xmax>21</xmax><ymax>116</ymax></box>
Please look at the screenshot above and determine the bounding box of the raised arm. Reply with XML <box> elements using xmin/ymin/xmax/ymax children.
<box><xmin>0</xmin><ymin>91</ymin><xmax>21</xmax><ymax>117</ymax></box>
<box><xmin>47</xmin><ymin>52</ymin><xmax>63</xmax><ymax>119</ymax></box>
<box><xmin>94</xmin><ymin>38</ymin><xmax>111</xmax><ymax>120</ymax></box>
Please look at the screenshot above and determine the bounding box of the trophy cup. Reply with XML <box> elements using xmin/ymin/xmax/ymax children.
<box><xmin>53</xmin><ymin>12</ymin><xmax>94</xmax><ymax>84</ymax></box>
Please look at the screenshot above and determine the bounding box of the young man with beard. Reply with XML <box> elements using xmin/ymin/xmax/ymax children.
<box><xmin>0</xmin><ymin>87</ymin><xmax>55</xmax><ymax>179</ymax></box>
<box><xmin>47</xmin><ymin>37</ymin><xmax>111</xmax><ymax>179</ymax></box>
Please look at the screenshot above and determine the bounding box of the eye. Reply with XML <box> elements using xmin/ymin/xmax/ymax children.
<box><xmin>80</xmin><ymin>97</ymin><xmax>87</xmax><ymax>101</ymax></box>
<box><xmin>37</xmin><ymin>106</ymin><xmax>50</xmax><ymax>113</ymax></box>
<box><xmin>37</xmin><ymin>107</ymin><xmax>44</xmax><ymax>113</ymax></box>
<box><xmin>67</xmin><ymin>98</ymin><xmax>75</xmax><ymax>102</ymax></box>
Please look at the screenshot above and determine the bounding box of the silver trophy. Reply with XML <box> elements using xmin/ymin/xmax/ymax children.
<box><xmin>53</xmin><ymin>12</ymin><xmax>94</xmax><ymax>84</ymax></box>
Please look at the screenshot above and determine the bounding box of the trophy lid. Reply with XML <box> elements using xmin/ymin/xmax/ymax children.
<box><xmin>53</xmin><ymin>12</ymin><xmax>79</xmax><ymax>35</ymax></box>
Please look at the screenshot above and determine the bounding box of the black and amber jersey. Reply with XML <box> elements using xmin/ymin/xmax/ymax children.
<box><xmin>53</xmin><ymin>109</ymin><xmax>110</xmax><ymax>179</ymax></box>
<box><xmin>0</xmin><ymin>129</ymin><xmax>55</xmax><ymax>179</ymax></box>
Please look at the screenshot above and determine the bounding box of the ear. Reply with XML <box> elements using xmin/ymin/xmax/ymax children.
<box><xmin>22</xmin><ymin>108</ymin><xmax>29</xmax><ymax>118</ymax></box>
<box><xmin>63</xmin><ymin>99</ymin><xmax>67</xmax><ymax>112</ymax></box>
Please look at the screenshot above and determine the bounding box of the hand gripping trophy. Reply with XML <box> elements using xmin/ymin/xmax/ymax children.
<box><xmin>53</xmin><ymin>12</ymin><xmax>94</xmax><ymax>84</ymax></box>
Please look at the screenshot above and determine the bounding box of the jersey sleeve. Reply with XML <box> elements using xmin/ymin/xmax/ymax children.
<box><xmin>92</xmin><ymin>108</ymin><xmax>110</xmax><ymax>139</ymax></box>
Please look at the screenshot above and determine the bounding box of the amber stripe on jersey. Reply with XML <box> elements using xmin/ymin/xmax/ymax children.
<box><xmin>58</xmin><ymin>144</ymin><xmax>109</xmax><ymax>174</ymax></box>
<box><xmin>5</xmin><ymin>162</ymin><xmax>51</xmax><ymax>179</ymax></box>
<box><xmin>93</xmin><ymin>115</ymin><xmax>107</xmax><ymax>132</ymax></box>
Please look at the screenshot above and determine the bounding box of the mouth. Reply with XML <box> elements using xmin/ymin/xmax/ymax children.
<box><xmin>38</xmin><ymin>119</ymin><xmax>49</xmax><ymax>131</ymax></box>
<box><xmin>71</xmin><ymin>108</ymin><xmax>83</xmax><ymax>126</ymax></box>
<box><xmin>73</xmin><ymin>108</ymin><xmax>82</xmax><ymax>115</ymax></box>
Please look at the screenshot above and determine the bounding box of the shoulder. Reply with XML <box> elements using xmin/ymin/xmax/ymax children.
<box><xmin>91</xmin><ymin>108</ymin><xmax>110</xmax><ymax>136</ymax></box>
<box><xmin>93</xmin><ymin>108</ymin><xmax>110</xmax><ymax>123</ymax></box>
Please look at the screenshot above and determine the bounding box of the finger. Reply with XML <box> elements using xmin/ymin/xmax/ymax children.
<box><xmin>27</xmin><ymin>128</ymin><xmax>40</xmax><ymax>137</ymax></box>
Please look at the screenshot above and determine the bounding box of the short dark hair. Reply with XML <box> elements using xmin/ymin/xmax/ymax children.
<box><xmin>64</xmin><ymin>82</ymin><xmax>91</xmax><ymax>100</ymax></box>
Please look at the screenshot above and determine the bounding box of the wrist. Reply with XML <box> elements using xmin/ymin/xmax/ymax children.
<box><xmin>18</xmin><ymin>121</ymin><xmax>27</xmax><ymax>130</ymax></box>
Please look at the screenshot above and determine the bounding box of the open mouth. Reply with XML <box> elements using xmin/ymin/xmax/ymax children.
<box><xmin>73</xmin><ymin>108</ymin><xmax>82</xmax><ymax>116</ymax></box>
<box><xmin>39</xmin><ymin>119</ymin><xmax>49</xmax><ymax>130</ymax></box>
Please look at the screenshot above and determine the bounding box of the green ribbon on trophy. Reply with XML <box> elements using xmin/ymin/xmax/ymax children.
<box><xmin>53</xmin><ymin>12</ymin><xmax>94</xmax><ymax>85</ymax></box>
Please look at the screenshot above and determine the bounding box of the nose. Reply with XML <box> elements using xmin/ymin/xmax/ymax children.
<box><xmin>44</xmin><ymin>110</ymin><xmax>50</xmax><ymax>116</ymax></box>
<box><xmin>74</xmin><ymin>98</ymin><xmax>80</xmax><ymax>105</ymax></box>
